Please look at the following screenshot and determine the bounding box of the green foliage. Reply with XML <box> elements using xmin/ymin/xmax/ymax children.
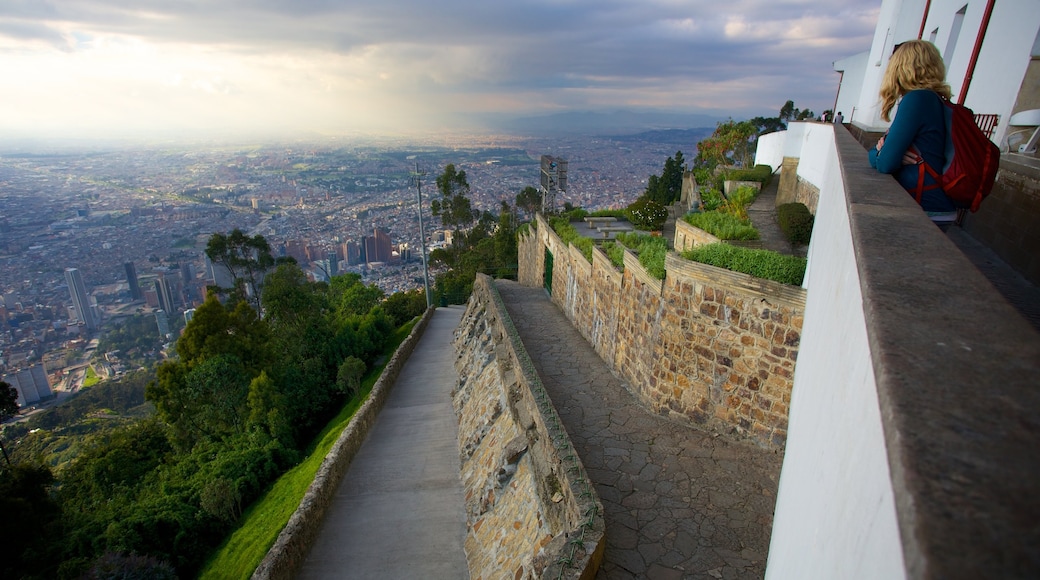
<box><xmin>696</xmin><ymin>120</ymin><xmax>756</xmax><ymax>169</ymax></box>
<box><xmin>98</xmin><ymin>314</ymin><xmax>164</xmax><ymax>362</ymax></box>
<box><xmin>644</xmin><ymin>151</ymin><xmax>686</xmax><ymax>205</ymax></box>
<box><xmin>0</xmin><ymin>464</ymin><xmax>62</xmax><ymax>578</ymax></box>
<box><xmin>558</xmin><ymin>207</ymin><xmax>588</xmax><ymax>222</ymax></box>
<box><xmin>682</xmin><ymin>243</ymin><xmax>807</xmax><ymax>286</ymax></box>
<box><xmin>725</xmin><ymin>164</ymin><xmax>774</xmax><ymax>186</ymax></box>
<box><xmin>700</xmin><ymin>188</ymin><xmax>723</xmax><ymax>212</ymax></box>
<box><xmin>683</xmin><ymin>212</ymin><xmax>760</xmax><ymax>241</ymax></box>
<box><xmin>515</xmin><ymin>186</ymin><xmax>541</xmax><ymax>217</ymax></box>
<box><xmin>205</xmin><ymin>229</ymin><xmax>275</xmax><ymax>312</ymax></box>
<box><xmin>198</xmin><ymin>319</ymin><xmax>417</xmax><ymax>580</ymax></box>
<box><xmin>601</xmin><ymin>241</ymin><xmax>627</xmax><ymax>271</ymax></box>
<box><xmin>548</xmin><ymin>217</ymin><xmax>593</xmax><ymax>262</ymax></box>
<box><xmin>83</xmin><ymin>365</ymin><xmax>100</xmax><ymax>388</ymax></box>
<box><xmin>588</xmin><ymin>209</ymin><xmax>627</xmax><ymax>219</ymax></box>
<box><xmin>625</xmin><ymin>197</ymin><xmax>668</xmax><ymax>231</ymax></box>
<box><xmin>777</xmin><ymin>203</ymin><xmax>815</xmax><ymax>245</ymax></box>
<box><xmin>615</xmin><ymin>233</ymin><xmax>668</xmax><ymax>279</ymax></box>
<box><xmin>431</xmin><ymin>164</ymin><xmax>474</xmax><ymax>233</ymax></box>
<box><xmin>382</xmin><ymin>289</ymin><xmax>427</xmax><ymax>327</ymax></box>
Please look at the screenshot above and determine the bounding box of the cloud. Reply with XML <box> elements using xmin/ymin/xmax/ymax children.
<box><xmin>0</xmin><ymin>0</ymin><xmax>880</xmax><ymax>139</ymax></box>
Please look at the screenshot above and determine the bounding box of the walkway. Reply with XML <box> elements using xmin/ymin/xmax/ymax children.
<box><xmin>745</xmin><ymin>176</ymin><xmax>807</xmax><ymax>257</ymax></box>
<box><xmin>496</xmin><ymin>280</ymin><xmax>783</xmax><ymax>580</ymax></box>
<box><xmin>298</xmin><ymin>307</ymin><xmax>468</xmax><ymax>579</ymax></box>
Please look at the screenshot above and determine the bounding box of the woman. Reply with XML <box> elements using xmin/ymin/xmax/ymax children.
<box><xmin>869</xmin><ymin>40</ymin><xmax>957</xmax><ymax>218</ymax></box>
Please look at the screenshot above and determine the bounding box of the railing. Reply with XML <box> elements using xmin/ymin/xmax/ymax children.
<box><xmin>974</xmin><ymin>113</ymin><xmax>1000</xmax><ymax>139</ymax></box>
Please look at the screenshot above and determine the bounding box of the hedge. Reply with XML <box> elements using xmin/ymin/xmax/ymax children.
<box><xmin>681</xmin><ymin>243</ymin><xmax>806</xmax><ymax>286</ymax></box>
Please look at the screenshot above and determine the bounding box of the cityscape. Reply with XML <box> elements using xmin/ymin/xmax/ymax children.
<box><xmin>0</xmin><ymin>129</ymin><xmax>710</xmax><ymax>406</ymax></box>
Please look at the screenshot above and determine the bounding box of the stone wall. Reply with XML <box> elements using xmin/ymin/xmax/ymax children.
<box><xmin>252</xmin><ymin>308</ymin><xmax>436</xmax><ymax>580</ymax></box>
<box><xmin>518</xmin><ymin>214</ymin><xmax>805</xmax><ymax>448</ymax></box>
<box><xmin>674</xmin><ymin>219</ymin><xmax>721</xmax><ymax>252</ymax></box>
<box><xmin>776</xmin><ymin>156</ymin><xmax>821</xmax><ymax>213</ymax></box>
<box><xmin>452</xmin><ymin>275</ymin><xmax>605</xmax><ymax>579</ymax></box>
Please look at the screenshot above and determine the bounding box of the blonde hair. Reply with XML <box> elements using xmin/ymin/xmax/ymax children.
<box><xmin>878</xmin><ymin>40</ymin><xmax>952</xmax><ymax>121</ymax></box>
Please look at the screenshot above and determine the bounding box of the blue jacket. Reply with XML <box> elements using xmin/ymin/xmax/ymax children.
<box><xmin>869</xmin><ymin>89</ymin><xmax>956</xmax><ymax>213</ymax></box>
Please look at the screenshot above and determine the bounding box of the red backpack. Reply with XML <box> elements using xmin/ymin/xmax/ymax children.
<box><xmin>912</xmin><ymin>98</ymin><xmax>1000</xmax><ymax>212</ymax></box>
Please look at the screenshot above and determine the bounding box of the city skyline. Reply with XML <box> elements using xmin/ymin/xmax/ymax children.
<box><xmin>0</xmin><ymin>0</ymin><xmax>879</xmax><ymax>142</ymax></box>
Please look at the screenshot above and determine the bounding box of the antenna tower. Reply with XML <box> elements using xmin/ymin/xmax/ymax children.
<box><xmin>539</xmin><ymin>155</ymin><xmax>567</xmax><ymax>214</ymax></box>
<box><xmin>411</xmin><ymin>163</ymin><xmax>433</xmax><ymax>308</ymax></box>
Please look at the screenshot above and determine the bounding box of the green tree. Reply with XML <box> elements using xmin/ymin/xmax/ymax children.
<box><xmin>431</xmin><ymin>164</ymin><xmax>474</xmax><ymax>241</ymax></box>
<box><xmin>645</xmin><ymin>151</ymin><xmax>685</xmax><ymax>205</ymax></box>
<box><xmin>0</xmin><ymin>380</ymin><xmax>17</xmax><ymax>466</ymax></box>
<box><xmin>696</xmin><ymin>120</ymin><xmax>757</xmax><ymax>169</ymax></box>
<box><xmin>515</xmin><ymin>186</ymin><xmax>541</xmax><ymax>217</ymax></box>
<box><xmin>205</xmin><ymin>229</ymin><xmax>276</xmax><ymax>313</ymax></box>
<box><xmin>0</xmin><ymin>464</ymin><xmax>62</xmax><ymax>579</ymax></box>
<box><xmin>335</xmin><ymin>356</ymin><xmax>367</xmax><ymax>397</ymax></box>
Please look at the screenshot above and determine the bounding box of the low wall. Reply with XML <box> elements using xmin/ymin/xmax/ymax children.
<box><xmin>518</xmin><ymin>214</ymin><xmax>805</xmax><ymax>448</ymax></box>
<box><xmin>452</xmin><ymin>275</ymin><xmax>605</xmax><ymax>579</ymax></box>
<box><xmin>252</xmin><ymin>308</ymin><xmax>435</xmax><ymax>580</ymax></box>
<box><xmin>674</xmin><ymin>219</ymin><xmax>720</xmax><ymax>252</ymax></box>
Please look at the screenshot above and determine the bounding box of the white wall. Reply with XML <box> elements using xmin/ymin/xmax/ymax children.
<box><xmin>760</xmin><ymin>126</ymin><xmax>907</xmax><ymax>580</ymax></box>
<box><xmin>838</xmin><ymin>0</ymin><xmax>1040</xmax><ymax>143</ymax></box>
<box><xmin>754</xmin><ymin>130</ymin><xmax>786</xmax><ymax>171</ymax></box>
<box><xmin>833</xmin><ymin>51</ymin><xmax>868</xmax><ymax>123</ymax></box>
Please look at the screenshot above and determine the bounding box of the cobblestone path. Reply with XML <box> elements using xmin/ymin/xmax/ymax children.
<box><xmin>496</xmin><ymin>280</ymin><xmax>783</xmax><ymax>580</ymax></box>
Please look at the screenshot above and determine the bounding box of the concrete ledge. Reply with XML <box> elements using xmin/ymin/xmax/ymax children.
<box><xmin>837</xmin><ymin>127</ymin><xmax>1040</xmax><ymax>578</ymax></box>
<box><xmin>251</xmin><ymin>308</ymin><xmax>437</xmax><ymax>580</ymax></box>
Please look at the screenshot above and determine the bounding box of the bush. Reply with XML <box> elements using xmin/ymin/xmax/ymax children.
<box><xmin>699</xmin><ymin>188</ymin><xmax>724</xmax><ymax>212</ymax></box>
<box><xmin>725</xmin><ymin>164</ymin><xmax>774</xmax><ymax>186</ymax></box>
<box><xmin>559</xmin><ymin>207</ymin><xmax>588</xmax><ymax>222</ymax></box>
<box><xmin>601</xmin><ymin>241</ymin><xmax>626</xmax><ymax>271</ymax></box>
<box><xmin>588</xmin><ymin>209</ymin><xmax>627</xmax><ymax>219</ymax></box>
<box><xmin>615</xmin><ymin>233</ymin><xmax>668</xmax><ymax>279</ymax></box>
<box><xmin>777</xmin><ymin>203</ymin><xmax>814</xmax><ymax>245</ymax></box>
<box><xmin>682</xmin><ymin>243</ymin><xmax>806</xmax><ymax>286</ymax></box>
<box><xmin>683</xmin><ymin>212</ymin><xmax>759</xmax><ymax>241</ymax></box>
<box><xmin>549</xmin><ymin>217</ymin><xmax>593</xmax><ymax>262</ymax></box>
<box><xmin>626</xmin><ymin>197</ymin><xmax>668</xmax><ymax>231</ymax></box>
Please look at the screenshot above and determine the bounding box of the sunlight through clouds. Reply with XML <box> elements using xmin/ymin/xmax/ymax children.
<box><xmin>0</xmin><ymin>0</ymin><xmax>881</xmax><ymax>140</ymax></box>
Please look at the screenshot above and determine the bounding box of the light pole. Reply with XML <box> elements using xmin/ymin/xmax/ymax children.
<box><xmin>413</xmin><ymin>163</ymin><xmax>433</xmax><ymax>308</ymax></box>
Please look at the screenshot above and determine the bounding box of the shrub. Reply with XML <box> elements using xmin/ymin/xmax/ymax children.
<box><xmin>549</xmin><ymin>217</ymin><xmax>593</xmax><ymax>262</ymax></box>
<box><xmin>626</xmin><ymin>197</ymin><xmax>668</xmax><ymax>231</ymax></box>
<box><xmin>559</xmin><ymin>207</ymin><xmax>588</xmax><ymax>222</ymax></box>
<box><xmin>777</xmin><ymin>203</ymin><xmax>814</xmax><ymax>245</ymax></box>
<box><xmin>683</xmin><ymin>212</ymin><xmax>759</xmax><ymax>241</ymax></box>
<box><xmin>601</xmin><ymin>241</ymin><xmax>626</xmax><ymax>271</ymax></box>
<box><xmin>725</xmin><ymin>164</ymin><xmax>774</xmax><ymax>186</ymax></box>
<box><xmin>682</xmin><ymin>243</ymin><xmax>806</xmax><ymax>286</ymax></box>
<box><xmin>588</xmin><ymin>209</ymin><xmax>627</xmax><ymax>219</ymax></box>
<box><xmin>699</xmin><ymin>188</ymin><xmax>724</xmax><ymax>212</ymax></box>
<box><xmin>615</xmin><ymin>232</ymin><xmax>668</xmax><ymax>279</ymax></box>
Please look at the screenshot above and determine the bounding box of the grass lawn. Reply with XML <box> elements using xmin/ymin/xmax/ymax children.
<box><xmin>198</xmin><ymin>318</ymin><xmax>420</xmax><ymax>579</ymax></box>
<box><xmin>82</xmin><ymin>365</ymin><xmax>100</xmax><ymax>388</ymax></box>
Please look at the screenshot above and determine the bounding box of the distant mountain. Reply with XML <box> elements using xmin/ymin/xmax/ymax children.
<box><xmin>487</xmin><ymin>110</ymin><xmax>722</xmax><ymax>136</ymax></box>
<box><xmin>609</xmin><ymin>128</ymin><xmax>716</xmax><ymax>146</ymax></box>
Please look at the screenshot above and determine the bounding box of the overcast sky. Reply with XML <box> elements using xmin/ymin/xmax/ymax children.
<box><xmin>0</xmin><ymin>0</ymin><xmax>880</xmax><ymax>142</ymax></box>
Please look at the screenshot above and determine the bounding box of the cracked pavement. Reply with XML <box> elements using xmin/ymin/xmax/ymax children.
<box><xmin>495</xmin><ymin>280</ymin><xmax>783</xmax><ymax>579</ymax></box>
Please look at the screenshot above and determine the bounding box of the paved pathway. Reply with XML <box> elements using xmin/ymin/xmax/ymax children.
<box><xmin>299</xmin><ymin>307</ymin><xmax>468</xmax><ymax>579</ymax></box>
<box><xmin>496</xmin><ymin>280</ymin><xmax>783</xmax><ymax>580</ymax></box>
<box><xmin>745</xmin><ymin>176</ymin><xmax>807</xmax><ymax>257</ymax></box>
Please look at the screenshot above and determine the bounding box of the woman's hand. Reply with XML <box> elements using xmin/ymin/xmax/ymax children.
<box><xmin>876</xmin><ymin>135</ymin><xmax>921</xmax><ymax>165</ymax></box>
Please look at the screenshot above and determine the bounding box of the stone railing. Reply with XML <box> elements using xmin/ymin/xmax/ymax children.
<box><xmin>252</xmin><ymin>308</ymin><xmax>435</xmax><ymax>580</ymax></box>
<box><xmin>519</xmin><ymin>214</ymin><xmax>805</xmax><ymax>448</ymax></box>
<box><xmin>453</xmin><ymin>275</ymin><xmax>605</xmax><ymax>579</ymax></box>
<box><xmin>763</xmin><ymin>123</ymin><xmax>1040</xmax><ymax>579</ymax></box>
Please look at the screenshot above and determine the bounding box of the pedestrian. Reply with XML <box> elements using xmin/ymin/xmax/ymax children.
<box><xmin>833</xmin><ymin>111</ymin><xmax>843</xmax><ymax>124</ymax></box>
<box><xmin>868</xmin><ymin>40</ymin><xmax>957</xmax><ymax>225</ymax></box>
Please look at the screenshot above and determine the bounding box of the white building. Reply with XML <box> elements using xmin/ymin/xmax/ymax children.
<box><xmin>834</xmin><ymin>0</ymin><xmax>1040</xmax><ymax>151</ymax></box>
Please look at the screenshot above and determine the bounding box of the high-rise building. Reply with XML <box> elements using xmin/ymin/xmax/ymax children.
<box><xmin>125</xmin><ymin>262</ymin><xmax>143</xmax><ymax>300</ymax></box>
<box><xmin>155</xmin><ymin>276</ymin><xmax>177</xmax><ymax>314</ymax></box>
<box><xmin>343</xmin><ymin>241</ymin><xmax>362</xmax><ymax>266</ymax></box>
<box><xmin>65</xmin><ymin>267</ymin><xmax>96</xmax><ymax>331</ymax></box>
<box><xmin>155</xmin><ymin>310</ymin><xmax>170</xmax><ymax>338</ymax></box>
<box><xmin>366</xmin><ymin>228</ymin><xmax>393</xmax><ymax>264</ymax></box>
